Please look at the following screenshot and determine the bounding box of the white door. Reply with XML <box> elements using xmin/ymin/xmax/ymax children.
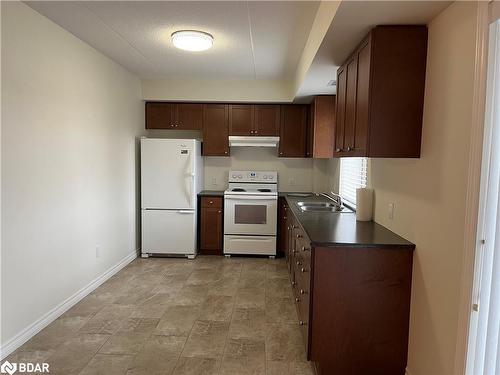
<box><xmin>142</xmin><ymin>210</ymin><xmax>196</xmax><ymax>255</ymax></box>
<box><xmin>141</xmin><ymin>138</ymin><xmax>195</xmax><ymax>209</ymax></box>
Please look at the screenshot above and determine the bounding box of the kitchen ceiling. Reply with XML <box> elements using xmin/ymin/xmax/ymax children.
<box><xmin>26</xmin><ymin>1</ymin><xmax>319</xmax><ymax>81</ymax></box>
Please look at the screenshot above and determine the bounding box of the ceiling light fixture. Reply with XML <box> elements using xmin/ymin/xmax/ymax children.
<box><xmin>171</xmin><ymin>30</ymin><xmax>214</xmax><ymax>52</ymax></box>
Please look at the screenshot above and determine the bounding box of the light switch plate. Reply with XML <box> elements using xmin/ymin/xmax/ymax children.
<box><xmin>388</xmin><ymin>203</ymin><xmax>395</xmax><ymax>220</ymax></box>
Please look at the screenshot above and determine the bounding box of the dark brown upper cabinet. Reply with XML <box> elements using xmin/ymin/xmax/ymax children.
<box><xmin>228</xmin><ymin>104</ymin><xmax>280</xmax><ymax>136</ymax></box>
<box><xmin>279</xmin><ymin>105</ymin><xmax>308</xmax><ymax>158</ymax></box>
<box><xmin>335</xmin><ymin>25</ymin><xmax>428</xmax><ymax>158</ymax></box>
<box><xmin>146</xmin><ymin>102</ymin><xmax>202</xmax><ymax>130</ymax></box>
<box><xmin>307</xmin><ymin>96</ymin><xmax>335</xmax><ymax>158</ymax></box>
<box><xmin>254</xmin><ymin>105</ymin><xmax>280</xmax><ymax>136</ymax></box>
<box><xmin>229</xmin><ymin>105</ymin><xmax>254</xmax><ymax>135</ymax></box>
<box><xmin>202</xmin><ymin>104</ymin><xmax>229</xmax><ymax>156</ymax></box>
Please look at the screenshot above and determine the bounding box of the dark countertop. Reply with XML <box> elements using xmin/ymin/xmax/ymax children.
<box><xmin>283</xmin><ymin>193</ymin><xmax>414</xmax><ymax>249</ymax></box>
<box><xmin>198</xmin><ymin>190</ymin><xmax>224</xmax><ymax>197</ymax></box>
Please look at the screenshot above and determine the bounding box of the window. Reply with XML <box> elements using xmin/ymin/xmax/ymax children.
<box><xmin>339</xmin><ymin>157</ymin><xmax>368</xmax><ymax>207</ymax></box>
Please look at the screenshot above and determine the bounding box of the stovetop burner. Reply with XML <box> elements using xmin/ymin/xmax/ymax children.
<box><xmin>231</xmin><ymin>188</ymin><xmax>246</xmax><ymax>192</ymax></box>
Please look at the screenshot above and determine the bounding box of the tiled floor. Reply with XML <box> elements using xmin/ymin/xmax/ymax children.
<box><xmin>7</xmin><ymin>256</ymin><xmax>314</xmax><ymax>375</ymax></box>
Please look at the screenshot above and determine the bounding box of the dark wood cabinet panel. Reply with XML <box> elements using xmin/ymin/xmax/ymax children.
<box><xmin>202</xmin><ymin>104</ymin><xmax>229</xmax><ymax>156</ymax></box>
<box><xmin>175</xmin><ymin>103</ymin><xmax>203</xmax><ymax>130</ymax></box>
<box><xmin>352</xmin><ymin>40</ymin><xmax>371</xmax><ymax>156</ymax></box>
<box><xmin>229</xmin><ymin>104</ymin><xmax>254</xmax><ymax>135</ymax></box>
<box><xmin>335</xmin><ymin>25</ymin><xmax>427</xmax><ymax>158</ymax></box>
<box><xmin>308</xmin><ymin>96</ymin><xmax>335</xmax><ymax>158</ymax></box>
<box><xmin>343</xmin><ymin>57</ymin><xmax>358</xmax><ymax>153</ymax></box>
<box><xmin>278</xmin><ymin>197</ymin><xmax>288</xmax><ymax>258</ymax></box>
<box><xmin>199</xmin><ymin>197</ymin><xmax>223</xmax><ymax>255</ymax></box>
<box><xmin>279</xmin><ymin>105</ymin><xmax>308</xmax><ymax>157</ymax></box>
<box><xmin>146</xmin><ymin>102</ymin><xmax>174</xmax><ymax>129</ymax></box>
<box><xmin>254</xmin><ymin>104</ymin><xmax>280</xmax><ymax>136</ymax></box>
<box><xmin>334</xmin><ymin>66</ymin><xmax>347</xmax><ymax>155</ymax></box>
<box><xmin>311</xmin><ymin>246</ymin><xmax>413</xmax><ymax>375</ymax></box>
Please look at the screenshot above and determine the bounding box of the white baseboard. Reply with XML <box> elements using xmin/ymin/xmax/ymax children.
<box><xmin>0</xmin><ymin>250</ymin><xmax>138</xmax><ymax>360</ymax></box>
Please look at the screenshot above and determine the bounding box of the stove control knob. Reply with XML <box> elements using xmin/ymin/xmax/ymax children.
<box><xmin>263</xmin><ymin>175</ymin><xmax>268</xmax><ymax>179</ymax></box>
<box><xmin>232</xmin><ymin>174</ymin><xmax>237</xmax><ymax>179</ymax></box>
<box><xmin>238</xmin><ymin>175</ymin><xmax>242</xmax><ymax>179</ymax></box>
<box><xmin>268</xmin><ymin>175</ymin><xmax>274</xmax><ymax>180</ymax></box>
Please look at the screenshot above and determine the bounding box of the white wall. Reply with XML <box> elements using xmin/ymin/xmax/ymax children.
<box><xmin>1</xmin><ymin>1</ymin><xmax>143</xmax><ymax>350</ymax></box>
<box><xmin>367</xmin><ymin>3</ymin><xmax>478</xmax><ymax>374</ymax></box>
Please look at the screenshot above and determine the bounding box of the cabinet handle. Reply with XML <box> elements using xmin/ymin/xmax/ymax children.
<box><xmin>209</xmin><ymin>201</ymin><xmax>213</xmax><ymax>204</ymax></box>
<box><xmin>347</xmin><ymin>146</ymin><xmax>352</xmax><ymax>151</ymax></box>
<box><xmin>296</xmin><ymin>234</ymin><xmax>302</xmax><ymax>239</ymax></box>
<box><xmin>254</xmin><ymin>130</ymin><xmax>258</xmax><ymax>134</ymax></box>
<box><xmin>279</xmin><ymin>152</ymin><xmax>283</xmax><ymax>155</ymax></box>
<box><xmin>291</xmin><ymin>281</ymin><xmax>296</xmax><ymax>286</ymax></box>
<box><xmin>218</xmin><ymin>210</ymin><xmax>222</xmax><ymax>213</ymax></box>
<box><xmin>299</xmin><ymin>321</ymin><xmax>305</xmax><ymax>326</ymax></box>
<box><xmin>336</xmin><ymin>148</ymin><xmax>342</xmax><ymax>152</ymax></box>
<box><xmin>300</xmin><ymin>289</ymin><xmax>305</xmax><ymax>294</ymax></box>
<box><xmin>293</xmin><ymin>225</ymin><xmax>299</xmax><ymax>229</ymax></box>
<box><xmin>283</xmin><ymin>216</ymin><xmax>287</xmax><ymax>220</ymax></box>
<box><xmin>301</xmin><ymin>246</ymin><xmax>305</xmax><ymax>251</ymax></box>
<box><xmin>224</xmin><ymin>151</ymin><xmax>228</xmax><ymax>155</ymax></box>
<box><xmin>296</xmin><ymin>261</ymin><xmax>301</xmax><ymax>266</ymax></box>
<box><xmin>301</xmin><ymin>267</ymin><xmax>306</xmax><ymax>273</ymax></box>
<box><xmin>295</xmin><ymin>297</ymin><xmax>300</xmax><ymax>303</ymax></box>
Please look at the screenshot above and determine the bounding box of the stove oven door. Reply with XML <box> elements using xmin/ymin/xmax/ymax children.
<box><xmin>224</xmin><ymin>195</ymin><xmax>277</xmax><ymax>236</ymax></box>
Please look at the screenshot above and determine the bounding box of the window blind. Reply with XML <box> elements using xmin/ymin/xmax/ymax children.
<box><xmin>339</xmin><ymin>157</ymin><xmax>367</xmax><ymax>207</ymax></box>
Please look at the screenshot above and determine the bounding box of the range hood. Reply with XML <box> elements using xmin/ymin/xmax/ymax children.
<box><xmin>228</xmin><ymin>136</ymin><xmax>280</xmax><ymax>148</ymax></box>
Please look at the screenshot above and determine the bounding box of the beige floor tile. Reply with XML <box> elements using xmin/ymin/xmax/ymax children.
<box><xmin>229</xmin><ymin>307</ymin><xmax>267</xmax><ymax>339</ymax></box>
<box><xmin>265</xmin><ymin>296</ymin><xmax>298</xmax><ymax>323</ymax></box>
<box><xmin>266</xmin><ymin>278</ymin><xmax>294</xmax><ymax>298</ymax></box>
<box><xmin>79</xmin><ymin>354</ymin><xmax>134</xmax><ymax>375</ymax></box>
<box><xmin>265</xmin><ymin>323</ymin><xmax>306</xmax><ymax>362</ymax></box>
<box><xmin>98</xmin><ymin>319</ymin><xmax>158</xmax><ymax>356</ymax></box>
<box><xmin>126</xmin><ymin>335</ymin><xmax>186</xmax><ymax>375</ymax></box>
<box><xmin>186</xmin><ymin>269</ymin><xmax>218</xmax><ymax>285</ymax></box>
<box><xmin>154</xmin><ymin>304</ymin><xmax>201</xmax><ymax>336</ymax></box>
<box><xmin>79</xmin><ymin>305</ymin><xmax>135</xmax><ymax>335</ymax></box>
<box><xmin>173</xmin><ymin>356</ymin><xmax>220</xmax><ymax>375</ymax></box>
<box><xmin>44</xmin><ymin>333</ymin><xmax>109</xmax><ymax>375</ymax></box>
<box><xmin>182</xmin><ymin>320</ymin><xmax>229</xmax><ymax>358</ymax></box>
<box><xmin>266</xmin><ymin>361</ymin><xmax>315</xmax><ymax>375</ymax></box>
<box><xmin>21</xmin><ymin>316</ymin><xmax>91</xmax><ymax>351</ymax></box>
<box><xmin>220</xmin><ymin>338</ymin><xmax>266</xmax><ymax>375</ymax></box>
<box><xmin>199</xmin><ymin>295</ymin><xmax>235</xmax><ymax>321</ymax></box>
<box><xmin>117</xmin><ymin>318</ymin><xmax>159</xmax><ymax>335</ymax></box>
<box><xmin>6</xmin><ymin>348</ymin><xmax>54</xmax><ymax>364</ymax></box>
<box><xmin>235</xmin><ymin>287</ymin><xmax>266</xmax><ymax>309</ymax></box>
<box><xmin>208</xmin><ymin>275</ymin><xmax>240</xmax><ymax>297</ymax></box>
<box><xmin>176</xmin><ymin>284</ymin><xmax>210</xmax><ymax>306</ymax></box>
<box><xmin>63</xmin><ymin>296</ymin><xmax>107</xmax><ymax>318</ymax></box>
<box><xmin>131</xmin><ymin>293</ymin><xmax>174</xmax><ymax>318</ymax></box>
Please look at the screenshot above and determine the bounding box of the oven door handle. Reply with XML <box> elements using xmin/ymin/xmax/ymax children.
<box><xmin>224</xmin><ymin>195</ymin><xmax>276</xmax><ymax>200</ymax></box>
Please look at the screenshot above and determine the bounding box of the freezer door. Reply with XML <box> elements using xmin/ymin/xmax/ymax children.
<box><xmin>142</xmin><ymin>210</ymin><xmax>196</xmax><ymax>255</ymax></box>
<box><xmin>141</xmin><ymin>138</ymin><xmax>196</xmax><ymax>209</ymax></box>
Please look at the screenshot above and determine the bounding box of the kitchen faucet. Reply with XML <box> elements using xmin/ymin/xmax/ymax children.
<box><xmin>317</xmin><ymin>191</ymin><xmax>343</xmax><ymax>207</ymax></box>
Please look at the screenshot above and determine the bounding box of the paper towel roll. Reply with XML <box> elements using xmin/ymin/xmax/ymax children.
<box><xmin>356</xmin><ymin>188</ymin><xmax>373</xmax><ymax>221</ymax></box>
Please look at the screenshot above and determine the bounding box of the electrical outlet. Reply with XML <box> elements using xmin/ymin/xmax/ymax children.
<box><xmin>95</xmin><ymin>245</ymin><xmax>101</xmax><ymax>258</ymax></box>
<box><xmin>212</xmin><ymin>177</ymin><xmax>217</xmax><ymax>186</ymax></box>
<box><xmin>388</xmin><ymin>203</ymin><xmax>395</xmax><ymax>220</ymax></box>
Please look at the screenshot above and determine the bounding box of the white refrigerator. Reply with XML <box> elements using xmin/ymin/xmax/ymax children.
<box><xmin>140</xmin><ymin>138</ymin><xmax>203</xmax><ymax>258</ymax></box>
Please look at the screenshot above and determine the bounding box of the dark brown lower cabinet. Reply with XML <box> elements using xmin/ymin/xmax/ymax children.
<box><xmin>199</xmin><ymin>197</ymin><xmax>223</xmax><ymax>255</ymax></box>
<box><xmin>282</xmin><ymin>201</ymin><xmax>414</xmax><ymax>375</ymax></box>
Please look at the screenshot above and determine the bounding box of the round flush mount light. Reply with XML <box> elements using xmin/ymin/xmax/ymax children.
<box><xmin>171</xmin><ymin>30</ymin><xmax>214</xmax><ymax>52</ymax></box>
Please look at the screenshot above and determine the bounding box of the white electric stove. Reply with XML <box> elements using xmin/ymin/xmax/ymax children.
<box><xmin>223</xmin><ymin>171</ymin><xmax>278</xmax><ymax>257</ymax></box>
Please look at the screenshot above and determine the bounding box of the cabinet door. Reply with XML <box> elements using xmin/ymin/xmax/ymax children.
<box><xmin>254</xmin><ymin>104</ymin><xmax>280</xmax><ymax>136</ymax></box>
<box><xmin>306</xmin><ymin>103</ymin><xmax>315</xmax><ymax>158</ymax></box>
<box><xmin>175</xmin><ymin>103</ymin><xmax>203</xmax><ymax>130</ymax></box>
<box><xmin>200</xmin><ymin>206</ymin><xmax>223</xmax><ymax>254</ymax></box>
<box><xmin>334</xmin><ymin>66</ymin><xmax>347</xmax><ymax>154</ymax></box>
<box><xmin>353</xmin><ymin>40</ymin><xmax>371</xmax><ymax>156</ymax></box>
<box><xmin>279</xmin><ymin>105</ymin><xmax>308</xmax><ymax>157</ymax></box>
<box><xmin>310</xmin><ymin>96</ymin><xmax>335</xmax><ymax>159</ymax></box>
<box><xmin>279</xmin><ymin>198</ymin><xmax>288</xmax><ymax>257</ymax></box>
<box><xmin>343</xmin><ymin>56</ymin><xmax>358</xmax><ymax>154</ymax></box>
<box><xmin>229</xmin><ymin>104</ymin><xmax>254</xmax><ymax>135</ymax></box>
<box><xmin>146</xmin><ymin>102</ymin><xmax>174</xmax><ymax>129</ymax></box>
<box><xmin>203</xmin><ymin>104</ymin><xmax>229</xmax><ymax>156</ymax></box>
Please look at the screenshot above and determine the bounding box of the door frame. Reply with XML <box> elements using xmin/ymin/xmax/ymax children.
<box><xmin>454</xmin><ymin>2</ymin><xmax>492</xmax><ymax>374</ymax></box>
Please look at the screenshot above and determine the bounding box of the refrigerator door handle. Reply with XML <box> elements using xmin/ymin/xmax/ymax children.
<box><xmin>178</xmin><ymin>210</ymin><xmax>195</xmax><ymax>214</ymax></box>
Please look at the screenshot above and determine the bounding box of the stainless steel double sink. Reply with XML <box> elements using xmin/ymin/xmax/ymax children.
<box><xmin>296</xmin><ymin>201</ymin><xmax>353</xmax><ymax>213</ymax></box>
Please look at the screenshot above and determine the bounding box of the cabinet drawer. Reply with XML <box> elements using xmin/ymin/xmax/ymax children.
<box><xmin>201</xmin><ymin>197</ymin><xmax>222</xmax><ymax>208</ymax></box>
